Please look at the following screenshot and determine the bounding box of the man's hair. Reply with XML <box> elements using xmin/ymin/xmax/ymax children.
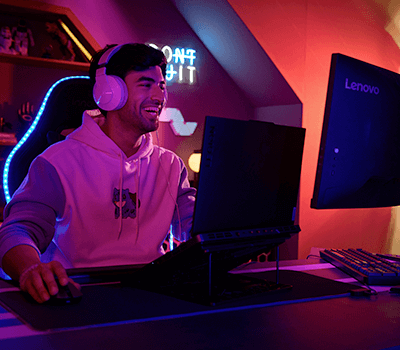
<box><xmin>90</xmin><ymin>43</ymin><xmax>167</xmax><ymax>83</ymax></box>
<box><xmin>89</xmin><ymin>43</ymin><xmax>167</xmax><ymax>115</ymax></box>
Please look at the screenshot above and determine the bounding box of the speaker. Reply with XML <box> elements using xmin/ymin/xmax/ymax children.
<box><xmin>93</xmin><ymin>45</ymin><xmax>128</xmax><ymax>111</ymax></box>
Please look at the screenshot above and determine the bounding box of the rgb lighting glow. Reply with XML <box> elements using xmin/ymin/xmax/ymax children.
<box><xmin>169</xmin><ymin>225</ymin><xmax>174</xmax><ymax>251</ymax></box>
<box><xmin>159</xmin><ymin>108</ymin><xmax>197</xmax><ymax>136</ymax></box>
<box><xmin>58</xmin><ymin>20</ymin><xmax>92</xmax><ymax>61</ymax></box>
<box><xmin>3</xmin><ymin>76</ymin><xmax>90</xmax><ymax>203</ymax></box>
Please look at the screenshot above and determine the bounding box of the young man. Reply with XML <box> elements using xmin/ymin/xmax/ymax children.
<box><xmin>0</xmin><ymin>43</ymin><xmax>196</xmax><ymax>303</ymax></box>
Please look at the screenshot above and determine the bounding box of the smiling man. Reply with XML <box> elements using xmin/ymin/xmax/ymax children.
<box><xmin>101</xmin><ymin>65</ymin><xmax>167</xmax><ymax>157</ymax></box>
<box><xmin>0</xmin><ymin>44</ymin><xmax>196</xmax><ymax>303</ymax></box>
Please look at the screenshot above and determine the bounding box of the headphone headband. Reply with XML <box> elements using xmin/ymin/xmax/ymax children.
<box><xmin>93</xmin><ymin>44</ymin><xmax>128</xmax><ymax>111</ymax></box>
<box><xmin>98</xmin><ymin>45</ymin><xmax>123</xmax><ymax>67</ymax></box>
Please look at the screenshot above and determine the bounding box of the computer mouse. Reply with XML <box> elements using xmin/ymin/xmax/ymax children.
<box><xmin>46</xmin><ymin>281</ymin><xmax>83</xmax><ymax>305</ymax></box>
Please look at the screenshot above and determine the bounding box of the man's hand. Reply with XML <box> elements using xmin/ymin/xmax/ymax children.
<box><xmin>2</xmin><ymin>245</ymin><xmax>80</xmax><ymax>304</ymax></box>
<box><xmin>19</xmin><ymin>261</ymin><xmax>73</xmax><ymax>303</ymax></box>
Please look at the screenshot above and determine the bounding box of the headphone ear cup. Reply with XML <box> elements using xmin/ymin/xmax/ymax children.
<box><xmin>93</xmin><ymin>74</ymin><xmax>128</xmax><ymax>111</ymax></box>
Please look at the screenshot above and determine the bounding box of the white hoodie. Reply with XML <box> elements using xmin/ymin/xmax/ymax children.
<box><xmin>0</xmin><ymin>112</ymin><xmax>196</xmax><ymax>268</ymax></box>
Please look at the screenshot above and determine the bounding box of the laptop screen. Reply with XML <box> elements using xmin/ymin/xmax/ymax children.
<box><xmin>192</xmin><ymin>116</ymin><xmax>306</xmax><ymax>235</ymax></box>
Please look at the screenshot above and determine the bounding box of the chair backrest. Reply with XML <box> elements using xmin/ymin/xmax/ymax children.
<box><xmin>3</xmin><ymin>76</ymin><xmax>98</xmax><ymax>202</ymax></box>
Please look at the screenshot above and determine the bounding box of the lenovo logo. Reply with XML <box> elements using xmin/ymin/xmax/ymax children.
<box><xmin>345</xmin><ymin>78</ymin><xmax>379</xmax><ymax>94</ymax></box>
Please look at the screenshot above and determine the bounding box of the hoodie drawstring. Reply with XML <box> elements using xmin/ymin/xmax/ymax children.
<box><xmin>118</xmin><ymin>153</ymin><xmax>123</xmax><ymax>239</ymax></box>
<box><xmin>135</xmin><ymin>158</ymin><xmax>141</xmax><ymax>243</ymax></box>
<box><xmin>118</xmin><ymin>153</ymin><xmax>141</xmax><ymax>242</ymax></box>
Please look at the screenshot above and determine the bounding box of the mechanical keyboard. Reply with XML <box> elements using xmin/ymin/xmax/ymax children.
<box><xmin>320</xmin><ymin>248</ymin><xmax>400</xmax><ymax>285</ymax></box>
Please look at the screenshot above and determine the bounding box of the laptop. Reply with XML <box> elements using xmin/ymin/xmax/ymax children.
<box><xmin>124</xmin><ymin>116</ymin><xmax>306</xmax><ymax>305</ymax></box>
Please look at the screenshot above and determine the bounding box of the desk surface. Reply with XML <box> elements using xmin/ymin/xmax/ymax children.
<box><xmin>1</xmin><ymin>258</ymin><xmax>400</xmax><ymax>350</ymax></box>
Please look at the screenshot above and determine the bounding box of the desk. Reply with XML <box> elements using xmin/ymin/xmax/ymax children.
<box><xmin>1</xmin><ymin>258</ymin><xmax>400</xmax><ymax>350</ymax></box>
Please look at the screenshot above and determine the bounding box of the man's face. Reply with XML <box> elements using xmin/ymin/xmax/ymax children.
<box><xmin>118</xmin><ymin>66</ymin><xmax>167</xmax><ymax>135</ymax></box>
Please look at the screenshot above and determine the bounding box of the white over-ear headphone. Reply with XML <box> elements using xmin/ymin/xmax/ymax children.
<box><xmin>93</xmin><ymin>45</ymin><xmax>128</xmax><ymax>111</ymax></box>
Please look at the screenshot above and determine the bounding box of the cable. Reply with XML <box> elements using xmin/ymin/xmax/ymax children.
<box><xmin>155</xmin><ymin>130</ymin><xmax>183</xmax><ymax>243</ymax></box>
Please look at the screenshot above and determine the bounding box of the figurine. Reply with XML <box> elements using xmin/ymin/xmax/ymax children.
<box><xmin>16</xmin><ymin>102</ymin><xmax>35</xmax><ymax>139</ymax></box>
<box><xmin>45</xmin><ymin>21</ymin><xmax>75</xmax><ymax>61</ymax></box>
<box><xmin>12</xmin><ymin>19</ymin><xmax>35</xmax><ymax>56</ymax></box>
<box><xmin>18</xmin><ymin>101</ymin><xmax>35</xmax><ymax>124</ymax></box>
<box><xmin>0</xmin><ymin>26</ymin><xmax>16</xmax><ymax>54</ymax></box>
<box><xmin>0</xmin><ymin>116</ymin><xmax>12</xmax><ymax>132</ymax></box>
<box><xmin>41</xmin><ymin>44</ymin><xmax>53</xmax><ymax>59</ymax></box>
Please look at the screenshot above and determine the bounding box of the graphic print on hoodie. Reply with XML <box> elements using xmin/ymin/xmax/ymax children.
<box><xmin>113</xmin><ymin>188</ymin><xmax>141</xmax><ymax>219</ymax></box>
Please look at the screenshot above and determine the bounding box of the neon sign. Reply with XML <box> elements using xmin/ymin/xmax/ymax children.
<box><xmin>160</xmin><ymin>108</ymin><xmax>197</xmax><ymax>136</ymax></box>
<box><xmin>148</xmin><ymin>44</ymin><xmax>197</xmax><ymax>85</ymax></box>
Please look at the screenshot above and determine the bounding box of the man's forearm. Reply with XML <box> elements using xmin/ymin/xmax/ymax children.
<box><xmin>2</xmin><ymin>245</ymin><xmax>41</xmax><ymax>280</ymax></box>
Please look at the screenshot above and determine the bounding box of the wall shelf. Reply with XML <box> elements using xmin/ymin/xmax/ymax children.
<box><xmin>0</xmin><ymin>0</ymin><xmax>101</xmax><ymax>65</ymax></box>
<box><xmin>0</xmin><ymin>52</ymin><xmax>89</xmax><ymax>71</ymax></box>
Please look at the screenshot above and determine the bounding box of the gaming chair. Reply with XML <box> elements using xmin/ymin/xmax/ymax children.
<box><xmin>4</xmin><ymin>44</ymin><xmax>128</xmax><ymax>203</ymax></box>
<box><xmin>3</xmin><ymin>76</ymin><xmax>98</xmax><ymax>203</ymax></box>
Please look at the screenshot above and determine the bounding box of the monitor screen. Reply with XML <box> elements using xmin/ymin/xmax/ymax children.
<box><xmin>311</xmin><ymin>53</ymin><xmax>400</xmax><ymax>209</ymax></box>
<box><xmin>193</xmin><ymin>116</ymin><xmax>306</xmax><ymax>234</ymax></box>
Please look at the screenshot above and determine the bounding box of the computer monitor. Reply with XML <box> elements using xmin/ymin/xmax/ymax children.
<box><xmin>126</xmin><ymin>116</ymin><xmax>306</xmax><ymax>305</ymax></box>
<box><xmin>311</xmin><ymin>53</ymin><xmax>400</xmax><ymax>209</ymax></box>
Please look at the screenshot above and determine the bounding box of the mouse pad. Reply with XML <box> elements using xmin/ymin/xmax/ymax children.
<box><xmin>0</xmin><ymin>270</ymin><xmax>357</xmax><ymax>331</ymax></box>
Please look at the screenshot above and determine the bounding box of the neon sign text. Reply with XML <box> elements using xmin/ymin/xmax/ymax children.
<box><xmin>149</xmin><ymin>44</ymin><xmax>197</xmax><ymax>85</ymax></box>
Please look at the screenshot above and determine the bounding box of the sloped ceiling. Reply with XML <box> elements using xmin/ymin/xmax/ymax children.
<box><xmin>170</xmin><ymin>0</ymin><xmax>301</xmax><ymax>108</ymax></box>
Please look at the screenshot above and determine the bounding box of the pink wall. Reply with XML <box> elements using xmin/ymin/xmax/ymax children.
<box><xmin>228</xmin><ymin>0</ymin><xmax>400</xmax><ymax>258</ymax></box>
